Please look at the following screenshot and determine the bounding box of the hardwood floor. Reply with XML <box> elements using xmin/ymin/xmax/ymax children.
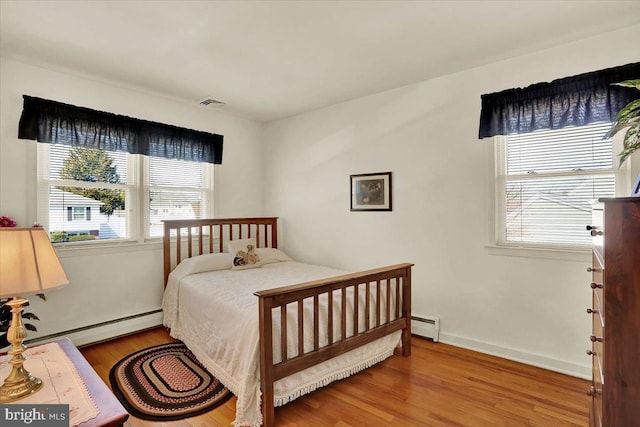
<box><xmin>80</xmin><ymin>328</ymin><xmax>590</xmax><ymax>427</ymax></box>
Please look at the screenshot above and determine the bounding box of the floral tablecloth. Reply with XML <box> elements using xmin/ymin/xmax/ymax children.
<box><xmin>0</xmin><ymin>342</ymin><xmax>99</xmax><ymax>426</ymax></box>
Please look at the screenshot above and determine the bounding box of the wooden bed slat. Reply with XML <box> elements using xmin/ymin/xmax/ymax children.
<box><xmin>313</xmin><ymin>295</ymin><xmax>319</xmax><ymax>351</ymax></box>
<box><xmin>328</xmin><ymin>291</ymin><xmax>334</xmax><ymax>345</ymax></box>
<box><xmin>353</xmin><ymin>284</ymin><xmax>359</xmax><ymax>337</ymax></box>
<box><xmin>341</xmin><ymin>288</ymin><xmax>347</xmax><ymax>343</ymax></box>
<box><xmin>396</xmin><ymin>279</ymin><xmax>401</xmax><ymax>320</ymax></box>
<box><xmin>376</xmin><ymin>279</ymin><xmax>381</xmax><ymax>327</ymax></box>
<box><xmin>365</xmin><ymin>282</ymin><xmax>371</xmax><ymax>331</ymax></box>
<box><xmin>386</xmin><ymin>280</ymin><xmax>391</xmax><ymax>323</ymax></box>
<box><xmin>281</xmin><ymin>305</ymin><xmax>287</xmax><ymax>362</ymax></box>
<box><xmin>297</xmin><ymin>300</ymin><xmax>304</xmax><ymax>357</ymax></box>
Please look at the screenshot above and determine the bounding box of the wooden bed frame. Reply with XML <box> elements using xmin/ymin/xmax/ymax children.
<box><xmin>163</xmin><ymin>217</ymin><xmax>413</xmax><ymax>427</ymax></box>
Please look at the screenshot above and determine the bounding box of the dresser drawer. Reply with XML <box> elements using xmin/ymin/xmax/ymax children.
<box><xmin>591</xmin><ymin>251</ymin><xmax>604</xmax><ymax>275</ymax></box>
<box><xmin>591</xmin><ymin>288</ymin><xmax>604</xmax><ymax>328</ymax></box>
<box><xmin>591</xmin><ymin>307</ymin><xmax>604</xmax><ymax>346</ymax></box>
<box><xmin>590</xmin><ymin>351</ymin><xmax>603</xmax><ymax>427</ymax></box>
<box><xmin>593</xmin><ymin>348</ymin><xmax>604</xmax><ymax>388</ymax></box>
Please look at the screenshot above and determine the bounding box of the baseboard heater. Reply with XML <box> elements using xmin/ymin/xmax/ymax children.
<box><xmin>411</xmin><ymin>315</ymin><xmax>440</xmax><ymax>342</ymax></box>
<box><xmin>24</xmin><ymin>309</ymin><xmax>164</xmax><ymax>348</ymax></box>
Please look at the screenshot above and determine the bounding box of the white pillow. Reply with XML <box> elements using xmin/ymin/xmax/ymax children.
<box><xmin>255</xmin><ymin>247</ymin><xmax>292</xmax><ymax>265</ymax></box>
<box><xmin>171</xmin><ymin>252</ymin><xmax>232</xmax><ymax>279</ymax></box>
<box><xmin>227</xmin><ymin>238</ymin><xmax>262</xmax><ymax>270</ymax></box>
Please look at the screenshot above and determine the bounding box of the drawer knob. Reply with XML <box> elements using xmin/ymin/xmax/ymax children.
<box><xmin>590</xmin><ymin>282</ymin><xmax>603</xmax><ymax>289</ymax></box>
<box><xmin>590</xmin><ymin>335</ymin><xmax>603</xmax><ymax>343</ymax></box>
<box><xmin>586</xmin><ymin>350</ymin><xmax>596</xmax><ymax>356</ymax></box>
<box><xmin>587</xmin><ymin>386</ymin><xmax>601</xmax><ymax>396</ymax></box>
<box><xmin>586</xmin><ymin>308</ymin><xmax>599</xmax><ymax>314</ymax></box>
<box><xmin>587</xmin><ymin>267</ymin><xmax>601</xmax><ymax>273</ymax></box>
<box><xmin>586</xmin><ymin>225</ymin><xmax>603</xmax><ymax>236</ymax></box>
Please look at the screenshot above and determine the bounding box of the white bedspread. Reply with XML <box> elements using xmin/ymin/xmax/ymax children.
<box><xmin>163</xmin><ymin>260</ymin><xmax>401</xmax><ymax>427</ymax></box>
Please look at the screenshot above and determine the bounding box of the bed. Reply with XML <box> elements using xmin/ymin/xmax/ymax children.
<box><xmin>162</xmin><ymin>217</ymin><xmax>413</xmax><ymax>427</ymax></box>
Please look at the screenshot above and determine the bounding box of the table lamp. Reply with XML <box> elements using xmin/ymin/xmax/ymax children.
<box><xmin>0</xmin><ymin>227</ymin><xmax>69</xmax><ymax>402</ymax></box>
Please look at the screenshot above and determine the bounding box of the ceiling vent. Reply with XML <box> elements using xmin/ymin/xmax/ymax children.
<box><xmin>198</xmin><ymin>97</ymin><xmax>226</xmax><ymax>107</ymax></box>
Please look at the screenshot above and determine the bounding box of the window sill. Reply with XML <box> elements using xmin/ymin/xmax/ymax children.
<box><xmin>485</xmin><ymin>244</ymin><xmax>591</xmax><ymax>262</ymax></box>
<box><xmin>55</xmin><ymin>240</ymin><xmax>162</xmax><ymax>258</ymax></box>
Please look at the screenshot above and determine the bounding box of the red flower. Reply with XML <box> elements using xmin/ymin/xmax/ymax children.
<box><xmin>0</xmin><ymin>216</ymin><xmax>17</xmax><ymax>227</ymax></box>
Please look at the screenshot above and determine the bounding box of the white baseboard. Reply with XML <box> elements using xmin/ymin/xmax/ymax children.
<box><xmin>27</xmin><ymin>310</ymin><xmax>164</xmax><ymax>348</ymax></box>
<box><xmin>23</xmin><ymin>311</ymin><xmax>591</xmax><ymax>380</ymax></box>
<box><xmin>439</xmin><ymin>332</ymin><xmax>591</xmax><ymax>380</ymax></box>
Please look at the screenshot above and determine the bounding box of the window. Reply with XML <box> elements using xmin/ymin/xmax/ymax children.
<box><xmin>38</xmin><ymin>144</ymin><xmax>213</xmax><ymax>244</ymax></box>
<box><xmin>494</xmin><ymin>122</ymin><xmax>624</xmax><ymax>249</ymax></box>
<box><xmin>146</xmin><ymin>156</ymin><xmax>212</xmax><ymax>238</ymax></box>
<box><xmin>73</xmin><ymin>207</ymin><xmax>85</xmax><ymax>220</ymax></box>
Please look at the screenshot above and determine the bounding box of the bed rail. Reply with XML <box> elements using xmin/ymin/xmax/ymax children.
<box><xmin>255</xmin><ymin>262</ymin><xmax>413</xmax><ymax>426</ymax></box>
<box><xmin>162</xmin><ymin>217</ymin><xmax>278</xmax><ymax>286</ymax></box>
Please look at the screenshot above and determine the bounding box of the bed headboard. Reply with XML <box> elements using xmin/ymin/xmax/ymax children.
<box><xmin>162</xmin><ymin>217</ymin><xmax>278</xmax><ymax>286</ymax></box>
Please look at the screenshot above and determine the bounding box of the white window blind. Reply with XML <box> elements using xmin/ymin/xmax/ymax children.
<box><xmin>147</xmin><ymin>156</ymin><xmax>210</xmax><ymax>237</ymax></box>
<box><xmin>500</xmin><ymin>122</ymin><xmax>615</xmax><ymax>248</ymax></box>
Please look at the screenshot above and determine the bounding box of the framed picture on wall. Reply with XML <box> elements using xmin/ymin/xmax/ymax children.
<box><xmin>632</xmin><ymin>174</ymin><xmax>640</xmax><ymax>197</ymax></box>
<box><xmin>350</xmin><ymin>172</ymin><xmax>392</xmax><ymax>211</ymax></box>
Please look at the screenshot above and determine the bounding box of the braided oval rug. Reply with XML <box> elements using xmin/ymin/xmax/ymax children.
<box><xmin>109</xmin><ymin>341</ymin><xmax>232</xmax><ymax>421</ymax></box>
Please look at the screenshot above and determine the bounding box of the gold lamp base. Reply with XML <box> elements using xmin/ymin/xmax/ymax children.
<box><xmin>0</xmin><ymin>297</ymin><xmax>43</xmax><ymax>402</ymax></box>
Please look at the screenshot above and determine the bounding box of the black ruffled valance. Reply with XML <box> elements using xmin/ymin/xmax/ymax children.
<box><xmin>479</xmin><ymin>63</ymin><xmax>640</xmax><ymax>139</ymax></box>
<box><xmin>18</xmin><ymin>95</ymin><xmax>223</xmax><ymax>164</ymax></box>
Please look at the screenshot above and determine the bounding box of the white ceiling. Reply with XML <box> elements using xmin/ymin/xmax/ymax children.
<box><xmin>1</xmin><ymin>1</ymin><xmax>639</xmax><ymax>122</ymax></box>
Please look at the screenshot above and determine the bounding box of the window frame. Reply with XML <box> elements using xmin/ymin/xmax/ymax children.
<box><xmin>37</xmin><ymin>144</ymin><xmax>215</xmax><ymax>246</ymax></box>
<box><xmin>490</xmin><ymin>125</ymin><xmax>630</xmax><ymax>257</ymax></box>
<box><xmin>142</xmin><ymin>155</ymin><xmax>214</xmax><ymax>239</ymax></box>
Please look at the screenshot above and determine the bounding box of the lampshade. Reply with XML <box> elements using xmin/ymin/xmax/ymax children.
<box><xmin>0</xmin><ymin>227</ymin><xmax>69</xmax><ymax>298</ymax></box>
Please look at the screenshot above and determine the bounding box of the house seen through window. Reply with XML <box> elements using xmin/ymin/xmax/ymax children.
<box><xmin>38</xmin><ymin>144</ymin><xmax>213</xmax><ymax>243</ymax></box>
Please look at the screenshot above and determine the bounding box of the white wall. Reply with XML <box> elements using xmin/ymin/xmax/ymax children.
<box><xmin>263</xmin><ymin>25</ymin><xmax>640</xmax><ymax>378</ymax></box>
<box><xmin>0</xmin><ymin>57</ymin><xmax>264</xmax><ymax>344</ymax></box>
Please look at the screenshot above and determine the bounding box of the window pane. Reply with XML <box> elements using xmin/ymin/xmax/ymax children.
<box><xmin>49</xmin><ymin>145</ymin><xmax>128</xmax><ymax>184</ymax></box>
<box><xmin>505</xmin><ymin>175</ymin><xmax>615</xmax><ymax>246</ymax></box>
<box><xmin>507</xmin><ymin>122</ymin><xmax>613</xmax><ymax>175</ymax></box>
<box><xmin>73</xmin><ymin>206</ymin><xmax>85</xmax><ymax>220</ymax></box>
<box><xmin>48</xmin><ymin>186</ymin><xmax>128</xmax><ymax>242</ymax></box>
<box><xmin>148</xmin><ymin>190</ymin><xmax>203</xmax><ymax>237</ymax></box>
<box><xmin>149</xmin><ymin>156</ymin><xmax>202</xmax><ymax>187</ymax></box>
<box><xmin>45</xmin><ymin>144</ymin><xmax>129</xmax><ymax>243</ymax></box>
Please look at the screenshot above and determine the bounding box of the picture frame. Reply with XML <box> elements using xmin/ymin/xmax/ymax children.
<box><xmin>350</xmin><ymin>172</ymin><xmax>392</xmax><ymax>211</ymax></box>
<box><xmin>632</xmin><ymin>174</ymin><xmax>640</xmax><ymax>197</ymax></box>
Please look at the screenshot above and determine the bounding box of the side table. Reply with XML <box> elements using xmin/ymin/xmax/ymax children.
<box><xmin>56</xmin><ymin>338</ymin><xmax>129</xmax><ymax>427</ymax></box>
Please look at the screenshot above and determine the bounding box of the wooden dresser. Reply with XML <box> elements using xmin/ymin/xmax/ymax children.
<box><xmin>587</xmin><ymin>198</ymin><xmax>640</xmax><ymax>427</ymax></box>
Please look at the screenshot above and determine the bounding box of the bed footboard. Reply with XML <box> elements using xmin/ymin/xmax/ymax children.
<box><xmin>254</xmin><ymin>263</ymin><xmax>413</xmax><ymax>427</ymax></box>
